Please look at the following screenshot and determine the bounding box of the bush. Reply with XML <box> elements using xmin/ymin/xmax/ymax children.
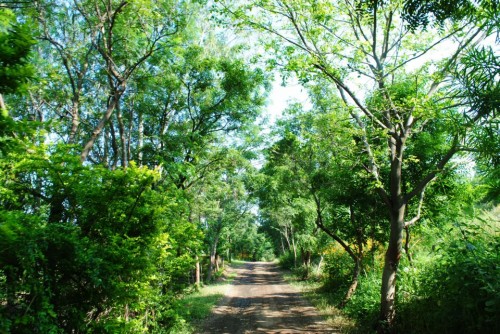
<box><xmin>0</xmin><ymin>148</ymin><xmax>194</xmax><ymax>332</ymax></box>
<box><xmin>322</xmin><ymin>250</ymin><xmax>353</xmax><ymax>291</ymax></box>
<box><xmin>279</xmin><ymin>250</ymin><xmax>296</xmax><ymax>270</ymax></box>
<box><xmin>396</xmin><ymin>220</ymin><xmax>500</xmax><ymax>333</ymax></box>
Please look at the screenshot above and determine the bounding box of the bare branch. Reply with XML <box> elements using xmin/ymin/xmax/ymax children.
<box><xmin>428</xmin><ymin>25</ymin><xmax>486</xmax><ymax>96</ymax></box>
<box><xmin>404</xmin><ymin>185</ymin><xmax>426</xmax><ymax>228</ymax></box>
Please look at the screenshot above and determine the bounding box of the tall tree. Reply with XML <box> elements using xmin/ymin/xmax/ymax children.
<box><xmin>220</xmin><ymin>0</ymin><xmax>498</xmax><ymax>330</ymax></box>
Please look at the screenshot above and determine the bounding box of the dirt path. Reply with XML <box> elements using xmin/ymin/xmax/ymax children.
<box><xmin>198</xmin><ymin>262</ymin><xmax>336</xmax><ymax>334</ymax></box>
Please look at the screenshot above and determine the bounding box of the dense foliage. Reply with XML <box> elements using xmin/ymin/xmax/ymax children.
<box><xmin>0</xmin><ymin>0</ymin><xmax>498</xmax><ymax>333</ymax></box>
<box><xmin>0</xmin><ymin>1</ymin><xmax>270</xmax><ymax>332</ymax></box>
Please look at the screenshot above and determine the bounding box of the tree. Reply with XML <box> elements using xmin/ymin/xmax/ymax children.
<box><xmin>0</xmin><ymin>8</ymin><xmax>34</xmax><ymax>111</ymax></box>
<box><xmin>259</xmin><ymin>100</ymin><xmax>386</xmax><ymax>302</ymax></box>
<box><xmin>1</xmin><ymin>2</ymin><xmax>271</xmax><ymax>331</ymax></box>
<box><xmin>220</xmin><ymin>0</ymin><xmax>498</xmax><ymax>330</ymax></box>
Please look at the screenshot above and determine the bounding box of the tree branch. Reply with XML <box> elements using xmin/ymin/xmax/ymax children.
<box><xmin>404</xmin><ymin>185</ymin><xmax>426</xmax><ymax>228</ymax></box>
<box><xmin>404</xmin><ymin>142</ymin><xmax>459</xmax><ymax>203</ymax></box>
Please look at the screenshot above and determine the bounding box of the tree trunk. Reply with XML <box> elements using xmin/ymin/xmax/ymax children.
<box><xmin>404</xmin><ymin>226</ymin><xmax>414</xmax><ymax>266</ymax></box>
<box><xmin>341</xmin><ymin>257</ymin><xmax>361</xmax><ymax>308</ymax></box>
<box><xmin>291</xmin><ymin>229</ymin><xmax>297</xmax><ymax>268</ymax></box>
<box><xmin>379</xmin><ymin>204</ymin><xmax>405</xmax><ymax>332</ymax></box>
<box><xmin>80</xmin><ymin>90</ymin><xmax>123</xmax><ymax>163</ymax></box>
<box><xmin>302</xmin><ymin>249</ymin><xmax>311</xmax><ymax>267</ymax></box>
<box><xmin>314</xmin><ymin>194</ymin><xmax>364</xmax><ymax>304</ymax></box>
<box><xmin>116</xmin><ymin>104</ymin><xmax>127</xmax><ymax>168</ymax></box>
<box><xmin>195</xmin><ymin>256</ymin><xmax>201</xmax><ymax>287</ymax></box>
<box><xmin>378</xmin><ymin>136</ymin><xmax>406</xmax><ymax>333</ymax></box>
<box><xmin>138</xmin><ymin>111</ymin><xmax>144</xmax><ymax>165</ymax></box>
<box><xmin>316</xmin><ymin>254</ymin><xmax>324</xmax><ymax>273</ymax></box>
<box><xmin>69</xmin><ymin>97</ymin><xmax>80</xmax><ymax>143</ymax></box>
<box><xmin>206</xmin><ymin>236</ymin><xmax>219</xmax><ymax>282</ymax></box>
<box><xmin>283</xmin><ymin>227</ymin><xmax>291</xmax><ymax>250</ymax></box>
<box><xmin>0</xmin><ymin>94</ymin><xmax>6</xmax><ymax>112</ymax></box>
<box><xmin>109</xmin><ymin>120</ymin><xmax>119</xmax><ymax>170</ymax></box>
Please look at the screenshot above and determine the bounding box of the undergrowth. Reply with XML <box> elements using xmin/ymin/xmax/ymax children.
<box><xmin>282</xmin><ymin>206</ymin><xmax>499</xmax><ymax>334</ymax></box>
<box><xmin>167</xmin><ymin>261</ymin><xmax>241</xmax><ymax>333</ymax></box>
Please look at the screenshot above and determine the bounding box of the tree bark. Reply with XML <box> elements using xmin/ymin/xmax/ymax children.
<box><xmin>341</xmin><ymin>257</ymin><xmax>361</xmax><ymax>308</ymax></box>
<box><xmin>138</xmin><ymin>111</ymin><xmax>144</xmax><ymax>166</ymax></box>
<box><xmin>378</xmin><ymin>135</ymin><xmax>406</xmax><ymax>332</ymax></box>
<box><xmin>0</xmin><ymin>94</ymin><xmax>6</xmax><ymax>111</ymax></box>
<box><xmin>195</xmin><ymin>256</ymin><xmax>201</xmax><ymax>287</ymax></box>
<box><xmin>206</xmin><ymin>235</ymin><xmax>219</xmax><ymax>282</ymax></box>
<box><xmin>291</xmin><ymin>228</ymin><xmax>297</xmax><ymax>268</ymax></box>
<box><xmin>80</xmin><ymin>91</ymin><xmax>123</xmax><ymax>163</ymax></box>
<box><xmin>116</xmin><ymin>104</ymin><xmax>127</xmax><ymax>168</ymax></box>
<box><xmin>69</xmin><ymin>97</ymin><xmax>80</xmax><ymax>143</ymax></box>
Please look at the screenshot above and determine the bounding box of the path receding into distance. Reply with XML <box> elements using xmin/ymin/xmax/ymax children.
<box><xmin>198</xmin><ymin>262</ymin><xmax>337</xmax><ymax>334</ymax></box>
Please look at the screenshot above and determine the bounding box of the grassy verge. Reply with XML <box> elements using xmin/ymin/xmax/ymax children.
<box><xmin>283</xmin><ymin>272</ymin><xmax>359</xmax><ymax>334</ymax></box>
<box><xmin>168</xmin><ymin>261</ymin><xmax>243</xmax><ymax>333</ymax></box>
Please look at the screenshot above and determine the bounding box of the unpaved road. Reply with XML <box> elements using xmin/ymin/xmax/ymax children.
<box><xmin>198</xmin><ymin>262</ymin><xmax>336</xmax><ymax>334</ymax></box>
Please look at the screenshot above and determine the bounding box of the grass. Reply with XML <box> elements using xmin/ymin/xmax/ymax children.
<box><xmin>283</xmin><ymin>272</ymin><xmax>359</xmax><ymax>334</ymax></box>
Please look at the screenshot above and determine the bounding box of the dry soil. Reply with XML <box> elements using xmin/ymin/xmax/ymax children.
<box><xmin>198</xmin><ymin>261</ymin><xmax>336</xmax><ymax>334</ymax></box>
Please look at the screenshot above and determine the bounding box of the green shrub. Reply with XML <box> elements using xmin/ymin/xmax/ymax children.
<box><xmin>397</xmin><ymin>220</ymin><xmax>499</xmax><ymax>334</ymax></box>
<box><xmin>0</xmin><ymin>148</ymin><xmax>195</xmax><ymax>332</ymax></box>
<box><xmin>279</xmin><ymin>250</ymin><xmax>296</xmax><ymax>270</ymax></box>
<box><xmin>322</xmin><ymin>251</ymin><xmax>353</xmax><ymax>291</ymax></box>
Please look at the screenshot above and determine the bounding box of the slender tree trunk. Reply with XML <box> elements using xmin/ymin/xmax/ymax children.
<box><xmin>291</xmin><ymin>228</ymin><xmax>297</xmax><ymax>268</ymax></box>
<box><xmin>80</xmin><ymin>89</ymin><xmax>123</xmax><ymax>163</ymax></box>
<box><xmin>341</xmin><ymin>257</ymin><xmax>361</xmax><ymax>308</ymax></box>
<box><xmin>404</xmin><ymin>226</ymin><xmax>413</xmax><ymax>266</ymax></box>
<box><xmin>0</xmin><ymin>94</ymin><xmax>6</xmax><ymax>111</ymax></box>
<box><xmin>195</xmin><ymin>257</ymin><xmax>201</xmax><ymax>287</ymax></box>
<box><xmin>316</xmin><ymin>254</ymin><xmax>324</xmax><ymax>273</ymax></box>
<box><xmin>109</xmin><ymin>120</ymin><xmax>119</xmax><ymax>170</ymax></box>
<box><xmin>378</xmin><ymin>137</ymin><xmax>406</xmax><ymax>333</ymax></box>
<box><xmin>283</xmin><ymin>227</ymin><xmax>291</xmax><ymax>250</ymax></box>
<box><xmin>69</xmin><ymin>97</ymin><xmax>80</xmax><ymax>143</ymax></box>
<box><xmin>302</xmin><ymin>249</ymin><xmax>311</xmax><ymax>267</ymax></box>
<box><xmin>116</xmin><ymin>104</ymin><xmax>127</xmax><ymax>168</ymax></box>
<box><xmin>206</xmin><ymin>236</ymin><xmax>219</xmax><ymax>282</ymax></box>
<box><xmin>138</xmin><ymin>111</ymin><xmax>144</xmax><ymax>165</ymax></box>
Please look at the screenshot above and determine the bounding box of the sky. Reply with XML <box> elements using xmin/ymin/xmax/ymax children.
<box><xmin>265</xmin><ymin>75</ymin><xmax>310</xmax><ymax>126</ymax></box>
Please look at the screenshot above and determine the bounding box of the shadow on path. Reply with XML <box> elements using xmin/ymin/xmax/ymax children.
<box><xmin>198</xmin><ymin>262</ymin><xmax>337</xmax><ymax>334</ymax></box>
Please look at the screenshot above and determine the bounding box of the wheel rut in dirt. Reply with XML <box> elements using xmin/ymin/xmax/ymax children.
<box><xmin>198</xmin><ymin>261</ymin><xmax>336</xmax><ymax>334</ymax></box>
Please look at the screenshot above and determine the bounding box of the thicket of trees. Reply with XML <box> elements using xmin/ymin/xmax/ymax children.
<box><xmin>0</xmin><ymin>1</ymin><xmax>271</xmax><ymax>332</ymax></box>
<box><xmin>0</xmin><ymin>0</ymin><xmax>498</xmax><ymax>333</ymax></box>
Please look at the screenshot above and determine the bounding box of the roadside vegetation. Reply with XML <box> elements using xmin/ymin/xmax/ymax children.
<box><xmin>282</xmin><ymin>204</ymin><xmax>499</xmax><ymax>334</ymax></box>
<box><xmin>168</xmin><ymin>260</ymin><xmax>243</xmax><ymax>334</ymax></box>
